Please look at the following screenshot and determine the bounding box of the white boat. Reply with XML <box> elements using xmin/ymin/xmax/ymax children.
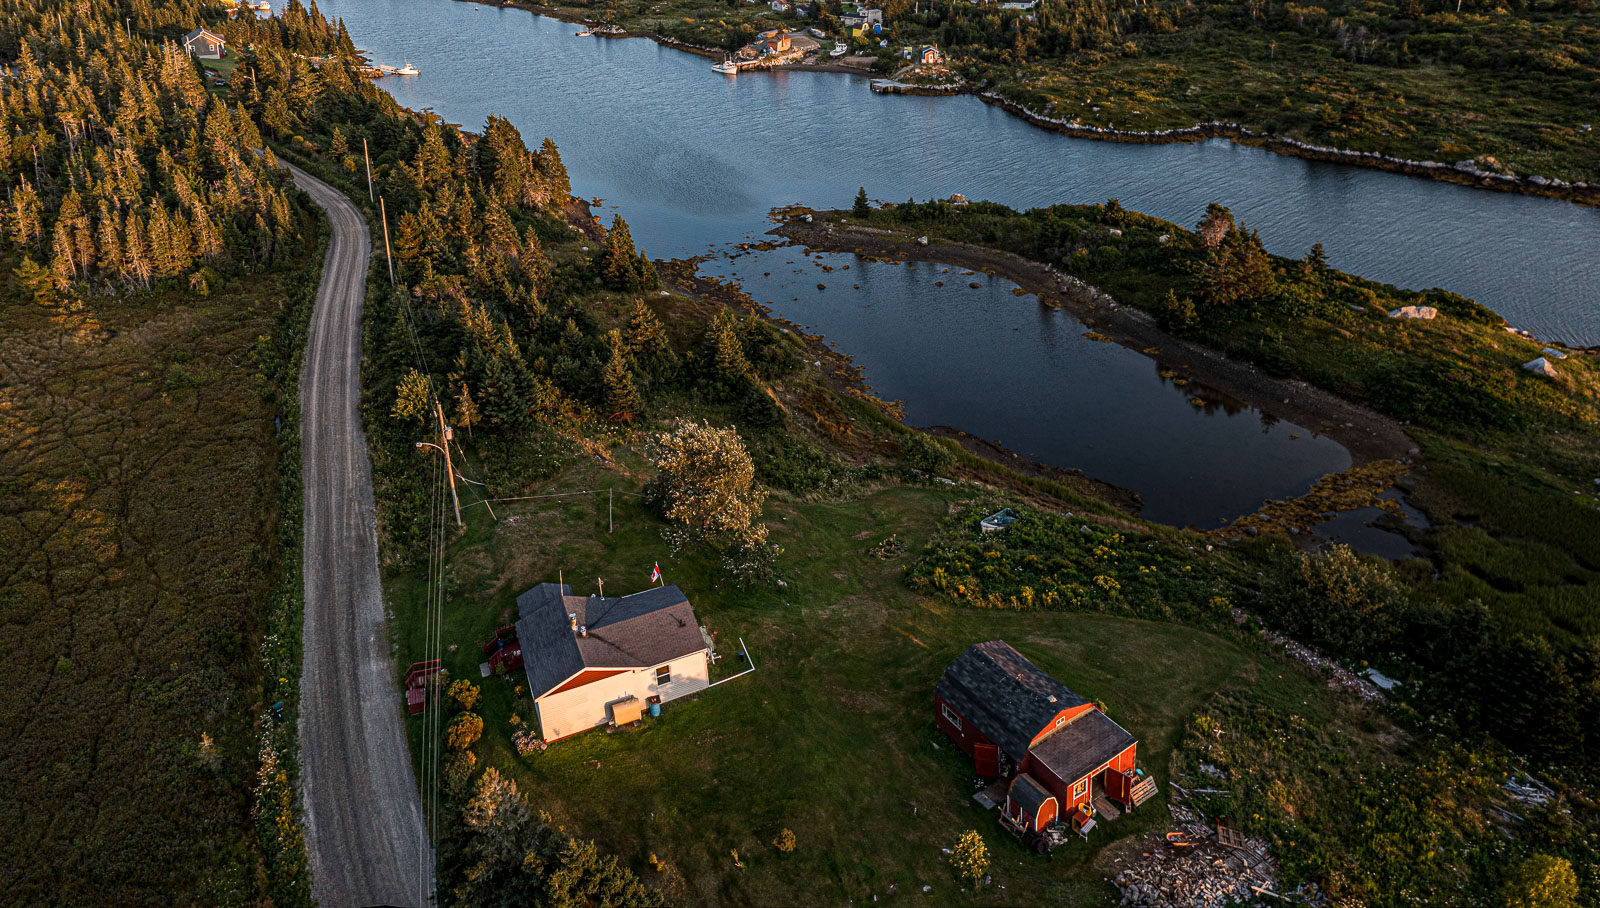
<box><xmin>829</xmin><ymin>43</ymin><xmax>847</xmax><ymax>57</ymax></box>
<box><xmin>713</xmin><ymin>59</ymin><xmax>739</xmax><ymax>74</ymax></box>
<box><xmin>395</xmin><ymin>61</ymin><xmax>419</xmax><ymax>75</ymax></box>
<box><xmin>575</xmin><ymin>28</ymin><xmax>593</xmax><ymax>36</ymax></box>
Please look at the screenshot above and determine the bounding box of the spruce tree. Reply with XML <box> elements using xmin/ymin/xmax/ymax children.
<box><xmin>601</xmin><ymin>331</ymin><xmax>641</xmax><ymax>423</ymax></box>
<box><xmin>601</xmin><ymin>215</ymin><xmax>642</xmax><ymax>290</ymax></box>
<box><xmin>708</xmin><ymin>309</ymin><xmax>754</xmax><ymax>381</ymax></box>
<box><xmin>853</xmin><ymin>186</ymin><xmax>871</xmax><ymax>217</ymax></box>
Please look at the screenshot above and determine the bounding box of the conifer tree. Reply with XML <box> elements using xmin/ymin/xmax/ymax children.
<box><xmin>454</xmin><ymin>381</ymin><xmax>479</xmax><ymax>436</ymax></box>
<box><xmin>600</xmin><ymin>215</ymin><xmax>642</xmax><ymax>290</ymax></box>
<box><xmin>601</xmin><ymin>331</ymin><xmax>641</xmax><ymax>424</ymax></box>
<box><xmin>625</xmin><ymin>298</ymin><xmax>678</xmax><ymax>379</ymax></box>
<box><xmin>853</xmin><ymin>186</ymin><xmax>871</xmax><ymax>217</ymax></box>
<box><xmin>533</xmin><ymin>136</ymin><xmax>570</xmax><ymax>200</ymax></box>
<box><xmin>708</xmin><ymin>309</ymin><xmax>754</xmax><ymax>381</ymax></box>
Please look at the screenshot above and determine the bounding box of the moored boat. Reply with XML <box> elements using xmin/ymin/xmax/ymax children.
<box><xmin>395</xmin><ymin>61</ymin><xmax>419</xmax><ymax>75</ymax></box>
<box><xmin>713</xmin><ymin>59</ymin><xmax>739</xmax><ymax>74</ymax></box>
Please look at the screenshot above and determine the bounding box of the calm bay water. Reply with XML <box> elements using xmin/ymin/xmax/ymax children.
<box><xmin>311</xmin><ymin>0</ymin><xmax>1597</xmax><ymax>526</ymax></box>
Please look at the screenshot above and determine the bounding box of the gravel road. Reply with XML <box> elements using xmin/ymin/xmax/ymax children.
<box><xmin>289</xmin><ymin>161</ymin><xmax>433</xmax><ymax>907</ymax></box>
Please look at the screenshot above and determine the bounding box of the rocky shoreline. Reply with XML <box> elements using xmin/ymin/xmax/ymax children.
<box><xmin>974</xmin><ymin>91</ymin><xmax>1599</xmax><ymax>208</ymax></box>
<box><xmin>469</xmin><ymin>0</ymin><xmax>1595</xmax><ymax>206</ymax></box>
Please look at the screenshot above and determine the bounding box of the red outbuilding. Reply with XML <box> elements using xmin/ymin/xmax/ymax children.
<box><xmin>936</xmin><ymin>640</ymin><xmax>1154</xmax><ymax>820</ymax></box>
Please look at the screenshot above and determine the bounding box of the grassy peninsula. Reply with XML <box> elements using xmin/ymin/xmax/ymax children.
<box><xmin>513</xmin><ymin>0</ymin><xmax>1600</xmax><ymax>191</ymax></box>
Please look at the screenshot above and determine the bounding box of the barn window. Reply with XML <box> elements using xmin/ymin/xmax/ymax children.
<box><xmin>940</xmin><ymin>703</ymin><xmax>962</xmax><ymax>730</ymax></box>
<box><xmin>655</xmin><ymin>665</ymin><xmax>671</xmax><ymax>685</ymax></box>
<box><xmin>1072</xmin><ymin>778</ymin><xmax>1088</xmax><ymax>798</ymax></box>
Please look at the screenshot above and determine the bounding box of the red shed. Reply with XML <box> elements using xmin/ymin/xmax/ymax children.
<box><xmin>936</xmin><ymin>641</ymin><xmax>1142</xmax><ymax>817</ymax></box>
<box><xmin>1005</xmin><ymin>773</ymin><xmax>1059</xmax><ymax>833</ymax></box>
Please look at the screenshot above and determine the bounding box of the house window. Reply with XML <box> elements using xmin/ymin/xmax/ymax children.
<box><xmin>940</xmin><ymin>703</ymin><xmax>962</xmax><ymax>730</ymax></box>
<box><xmin>655</xmin><ymin>665</ymin><xmax>671</xmax><ymax>685</ymax></box>
<box><xmin>1055</xmin><ymin>716</ymin><xmax>1066</xmax><ymax>729</ymax></box>
<box><xmin>1073</xmin><ymin>778</ymin><xmax>1088</xmax><ymax>799</ymax></box>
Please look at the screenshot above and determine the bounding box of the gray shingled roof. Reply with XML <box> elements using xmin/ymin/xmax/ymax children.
<box><xmin>515</xmin><ymin>583</ymin><xmax>707</xmax><ymax>698</ymax></box>
<box><xmin>935</xmin><ymin>641</ymin><xmax>1087</xmax><ymax>761</ymax></box>
<box><xmin>1029</xmin><ymin>708</ymin><xmax>1137</xmax><ymax>786</ymax></box>
<box><xmin>1009</xmin><ymin>772</ymin><xmax>1056</xmax><ymax>818</ymax></box>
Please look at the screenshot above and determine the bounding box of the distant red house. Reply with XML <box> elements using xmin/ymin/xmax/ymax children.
<box><xmin>936</xmin><ymin>641</ymin><xmax>1149</xmax><ymax>820</ymax></box>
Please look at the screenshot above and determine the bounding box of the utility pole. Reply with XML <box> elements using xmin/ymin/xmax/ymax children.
<box><xmin>363</xmin><ymin>137</ymin><xmax>374</xmax><ymax>202</ymax></box>
<box><xmin>379</xmin><ymin>196</ymin><xmax>395</xmax><ymax>285</ymax></box>
<box><xmin>436</xmin><ymin>401</ymin><xmax>462</xmax><ymax>527</ymax></box>
<box><xmin>597</xmin><ymin>577</ymin><xmax>604</xmax><ymax>597</ymax></box>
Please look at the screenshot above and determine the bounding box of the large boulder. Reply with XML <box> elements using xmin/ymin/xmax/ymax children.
<box><xmin>1523</xmin><ymin>357</ymin><xmax>1560</xmax><ymax>378</ymax></box>
<box><xmin>1388</xmin><ymin>305</ymin><xmax>1438</xmax><ymax>320</ymax></box>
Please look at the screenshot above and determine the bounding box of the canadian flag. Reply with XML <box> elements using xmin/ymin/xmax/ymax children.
<box><xmin>650</xmin><ymin>563</ymin><xmax>662</xmax><ymax>585</ymax></box>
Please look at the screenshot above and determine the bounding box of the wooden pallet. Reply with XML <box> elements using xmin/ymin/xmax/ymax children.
<box><xmin>1217</xmin><ymin>826</ymin><xmax>1266</xmax><ymax>869</ymax></box>
<box><xmin>1129</xmin><ymin>776</ymin><xmax>1159</xmax><ymax>807</ymax></box>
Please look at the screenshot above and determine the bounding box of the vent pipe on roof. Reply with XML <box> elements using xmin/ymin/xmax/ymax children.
<box><xmin>568</xmin><ymin>613</ymin><xmax>578</xmax><ymax>632</ymax></box>
<box><xmin>1048</xmin><ymin>694</ymin><xmax>1057</xmax><ymax>703</ymax></box>
<box><xmin>579</xmin><ymin>625</ymin><xmax>588</xmax><ymax>638</ymax></box>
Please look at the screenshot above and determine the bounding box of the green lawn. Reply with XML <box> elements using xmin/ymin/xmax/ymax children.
<box><xmin>389</xmin><ymin>454</ymin><xmax>1332</xmax><ymax>905</ymax></box>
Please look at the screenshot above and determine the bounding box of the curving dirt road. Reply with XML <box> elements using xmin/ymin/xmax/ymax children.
<box><xmin>288</xmin><ymin>161</ymin><xmax>433</xmax><ymax>907</ymax></box>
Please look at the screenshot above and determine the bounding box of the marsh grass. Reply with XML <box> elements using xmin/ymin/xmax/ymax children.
<box><xmin>0</xmin><ymin>254</ymin><xmax>311</xmax><ymax>903</ymax></box>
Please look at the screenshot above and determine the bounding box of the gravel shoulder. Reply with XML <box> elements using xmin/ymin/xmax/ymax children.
<box><xmin>287</xmin><ymin>161</ymin><xmax>433</xmax><ymax>908</ymax></box>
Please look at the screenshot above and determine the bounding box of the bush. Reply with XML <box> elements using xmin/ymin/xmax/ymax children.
<box><xmin>949</xmin><ymin>830</ymin><xmax>988</xmax><ymax>885</ymax></box>
<box><xmin>443</xmin><ymin>751</ymin><xmax>477</xmax><ymax>796</ymax></box>
<box><xmin>1499</xmin><ymin>854</ymin><xmax>1578</xmax><ymax>908</ymax></box>
<box><xmin>448</xmin><ymin>679</ymin><xmax>481</xmax><ymax>711</ymax></box>
<box><xmin>898</xmin><ymin>431</ymin><xmax>955</xmax><ymax>475</ymax></box>
<box><xmin>446</xmin><ymin>713</ymin><xmax>484</xmax><ymax>750</ymax></box>
<box><xmin>772</xmin><ymin>829</ymin><xmax>796</xmax><ymax>853</ymax></box>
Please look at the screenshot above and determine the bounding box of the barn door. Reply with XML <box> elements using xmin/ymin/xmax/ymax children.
<box><xmin>1106</xmin><ymin>769</ymin><xmax>1132</xmax><ymax>804</ymax></box>
<box><xmin>974</xmin><ymin>743</ymin><xmax>1000</xmax><ymax>778</ymax></box>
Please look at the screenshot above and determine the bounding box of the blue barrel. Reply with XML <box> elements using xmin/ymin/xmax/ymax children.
<box><xmin>649</xmin><ymin>702</ymin><xmax>661</xmax><ymax>718</ymax></box>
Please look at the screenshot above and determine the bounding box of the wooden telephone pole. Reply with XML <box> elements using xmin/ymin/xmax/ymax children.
<box><xmin>379</xmin><ymin>196</ymin><xmax>395</xmax><ymax>285</ymax></box>
<box><xmin>362</xmin><ymin>137</ymin><xmax>374</xmax><ymax>202</ymax></box>
<box><xmin>436</xmin><ymin>401</ymin><xmax>462</xmax><ymax>527</ymax></box>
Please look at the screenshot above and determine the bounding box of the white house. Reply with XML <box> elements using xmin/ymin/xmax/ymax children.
<box><xmin>184</xmin><ymin>27</ymin><xmax>226</xmax><ymax>60</ymax></box>
<box><xmin>516</xmin><ymin>583</ymin><xmax>710</xmax><ymax>742</ymax></box>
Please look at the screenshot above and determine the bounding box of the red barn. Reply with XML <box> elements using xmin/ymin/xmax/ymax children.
<box><xmin>936</xmin><ymin>641</ymin><xmax>1148</xmax><ymax>818</ymax></box>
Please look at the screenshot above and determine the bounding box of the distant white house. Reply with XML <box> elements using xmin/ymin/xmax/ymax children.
<box><xmin>184</xmin><ymin>27</ymin><xmax>226</xmax><ymax>59</ymax></box>
<box><xmin>770</xmin><ymin>0</ymin><xmax>790</xmax><ymax>10</ymax></box>
<box><xmin>1000</xmin><ymin>0</ymin><xmax>1040</xmax><ymax>9</ymax></box>
<box><xmin>516</xmin><ymin>583</ymin><xmax>711</xmax><ymax>742</ymax></box>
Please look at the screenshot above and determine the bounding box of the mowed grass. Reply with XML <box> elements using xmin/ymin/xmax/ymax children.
<box><xmin>0</xmin><ymin>266</ymin><xmax>295</xmax><ymax>903</ymax></box>
<box><xmin>390</xmin><ymin>452</ymin><xmax>1328</xmax><ymax>906</ymax></box>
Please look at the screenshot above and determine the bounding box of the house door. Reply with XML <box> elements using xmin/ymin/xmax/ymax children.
<box><xmin>973</xmin><ymin>743</ymin><xmax>1000</xmax><ymax>778</ymax></box>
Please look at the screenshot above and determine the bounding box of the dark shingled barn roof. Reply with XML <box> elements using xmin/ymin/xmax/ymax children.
<box><xmin>1029</xmin><ymin>708</ymin><xmax>1137</xmax><ymax>786</ymax></box>
<box><xmin>935</xmin><ymin>640</ymin><xmax>1088</xmax><ymax>761</ymax></box>
<box><xmin>1009</xmin><ymin>772</ymin><xmax>1056</xmax><ymax>818</ymax></box>
<box><xmin>515</xmin><ymin>583</ymin><xmax>706</xmax><ymax>698</ymax></box>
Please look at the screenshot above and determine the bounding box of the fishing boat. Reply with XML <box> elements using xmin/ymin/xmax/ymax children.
<box><xmin>979</xmin><ymin>508</ymin><xmax>1017</xmax><ymax>533</ymax></box>
<box><xmin>712</xmin><ymin>59</ymin><xmax>739</xmax><ymax>74</ymax></box>
<box><xmin>574</xmin><ymin>27</ymin><xmax>593</xmax><ymax>36</ymax></box>
<box><xmin>829</xmin><ymin>43</ymin><xmax>847</xmax><ymax>57</ymax></box>
<box><xmin>395</xmin><ymin>61</ymin><xmax>419</xmax><ymax>75</ymax></box>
